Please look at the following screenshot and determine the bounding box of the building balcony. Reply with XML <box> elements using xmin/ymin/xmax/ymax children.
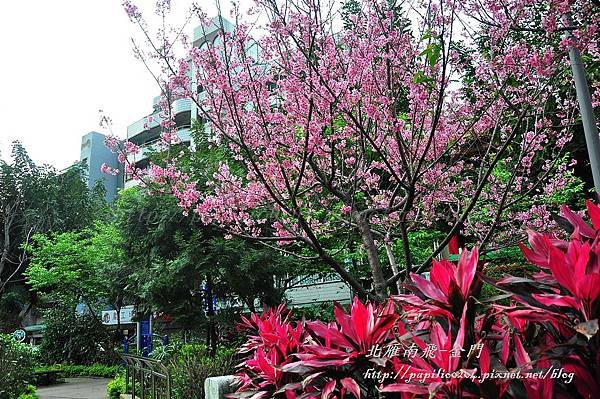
<box><xmin>127</xmin><ymin>98</ymin><xmax>192</xmax><ymax>141</ymax></box>
<box><xmin>172</xmin><ymin>97</ymin><xmax>192</xmax><ymax>114</ymax></box>
<box><xmin>127</xmin><ymin>113</ymin><xmax>160</xmax><ymax>141</ymax></box>
<box><xmin>123</xmin><ymin>128</ymin><xmax>192</xmax><ymax>187</ymax></box>
<box><xmin>126</xmin><ymin>127</ymin><xmax>191</xmax><ymax>164</ymax></box>
<box><xmin>192</xmin><ymin>16</ymin><xmax>234</xmax><ymax>47</ymax></box>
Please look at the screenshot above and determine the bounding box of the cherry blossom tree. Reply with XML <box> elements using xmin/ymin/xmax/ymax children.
<box><xmin>111</xmin><ymin>0</ymin><xmax>599</xmax><ymax>299</ymax></box>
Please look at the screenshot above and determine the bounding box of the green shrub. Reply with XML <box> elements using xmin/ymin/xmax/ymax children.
<box><xmin>291</xmin><ymin>302</ymin><xmax>335</xmax><ymax>322</ymax></box>
<box><xmin>85</xmin><ymin>363</ymin><xmax>119</xmax><ymax>378</ymax></box>
<box><xmin>106</xmin><ymin>372</ymin><xmax>126</xmax><ymax>399</ymax></box>
<box><xmin>35</xmin><ymin>363</ymin><xmax>119</xmax><ymax>378</ymax></box>
<box><xmin>16</xmin><ymin>385</ymin><xmax>37</xmax><ymax>399</ymax></box>
<box><xmin>39</xmin><ymin>307</ymin><xmax>118</xmax><ymax>365</ymax></box>
<box><xmin>33</xmin><ymin>371</ymin><xmax>61</xmax><ymax>387</ymax></box>
<box><xmin>0</xmin><ymin>334</ymin><xmax>35</xmax><ymax>399</ymax></box>
<box><xmin>149</xmin><ymin>342</ymin><xmax>178</xmax><ymax>362</ymax></box>
<box><xmin>110</xmin><ymin>344</ymin><xmax>236</xmax><ymax>399</ymax></box>
<box><xmin>170</xmin><ymin>344</ymin><xmax>236</xmax><ymax>399</ymax></box>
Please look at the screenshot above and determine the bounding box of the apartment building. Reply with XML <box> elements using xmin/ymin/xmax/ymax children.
<box><xmin>124</xmin><ymin>95</ymin><xmax>193</xmax><ymax>188</ymax></box>
<box><xmin>123</xmin><ymin>17</ymin><xmax>236</xmax><ymax>189</ymax></box>
<box><xmin>79</xmin><ymin>131</ymin><xmax>122</xmax><ymax>203</ymax></box>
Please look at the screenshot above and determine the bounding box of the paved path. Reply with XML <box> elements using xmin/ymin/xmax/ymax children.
<box><xmin>36</xmin><ymin>377</ymin><xmax>111</xmax><ymax>399</ymax></box>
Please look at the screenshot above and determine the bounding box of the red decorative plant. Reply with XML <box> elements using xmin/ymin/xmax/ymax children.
<box><xmin>230</xmin><ymin>201</ymin><xmax>600</xmax><ymax>398</ymax></box>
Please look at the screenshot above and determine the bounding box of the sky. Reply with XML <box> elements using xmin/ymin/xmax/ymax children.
<box><xmin>0</xmin><ymin>0</ymin><xmax>219</xmax><ymax>171</ymax></box>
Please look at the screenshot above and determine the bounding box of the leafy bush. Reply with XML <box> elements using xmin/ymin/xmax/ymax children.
<box><xmin>0</xmin><ymin>334</ymin><xmax>35</xmax><ymax>399</ymax></box>
<box><xmin>39</xmin><ymin>307</ymin><xmax>118</xmax><ymax>365</ymax></box>
<box><xmin>120</xmin><ymin>342</ymin><xmax>236</xmax><ymax>399</ymax></box>
<box><xmin>229</xmin><ymin>200</ymin><xmax>600</xmax><ymax>398</ymax></box>
<box><xmin>35</xmin><ymin>363</ymin><xmax>119</xmax><ymax>378</ymax></box>
<box><xmin>16</xmin><ymin>385</ymin><xmax>36</xmax><ymax>399</ymax></box>
<box><xmin>291</xmin><ymin>302</ymin><xmax>335</xmax><ymax>322</ymax></box>
<box><xmin>148</xmin><ymin>342</ymin><xmax>178</xmax><ymax>362</ymax></box>
<box><xmin>170</xmin><ymin>344</ymin><xmax>237</xmax><ymax>399</ymax></box>
<box><xmin>106</xmin><ymin>372</ymin><xmax>126</xmax><ymax>399</ymax></box>
<box><xmin>231</xmin><ymin>300</ymin><xmax>396</xmax><ymax>397</ymax></box>
<box><xmin>33</xmin><ymin>371</ymin><xmax>61</xmax><ymax>387</ymax></box>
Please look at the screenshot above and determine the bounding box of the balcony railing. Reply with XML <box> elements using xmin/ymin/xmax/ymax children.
<box><xmin>127</xmin><ymin>98</ymin><xmax>192</xmax><ymax>139</ymax></box>
<box><xmin>126</xmin><ymin>128</ymin><xmax>192</xmax><ymax>164</ymax></box>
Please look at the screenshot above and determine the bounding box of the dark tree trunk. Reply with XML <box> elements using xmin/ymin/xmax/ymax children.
<box><xmin>355</xmin><ymin>212</ymin><xmax>387</xmax><ymax>300</ymax></box>
<box><xmin>205</xmin><ymin>274</ymin><xmax>218</xmax><ymax>357</ymax></box>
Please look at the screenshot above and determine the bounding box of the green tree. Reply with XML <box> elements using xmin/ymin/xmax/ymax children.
<box><xmin>38</xmin><ymin>307</ymin><xmax>115</xmax><ymax>365</ymax></box>
<box><xmin>0</xmin><ymin>333</ymin><xmax>35</xmax><ymax>399</ymax></box>
<box><xmin>114</xmin><ymin>186</ymin><xmax>312</xmax><ymax>351</ymax></box>
<box><xmin>0</xmin><ymin>142</ymin><xmax>107</xmax><ymax>330</ymax></box>
<box><xmin>25</xmin><ymin>222</ymin><xmax>125</xmax><ymax>314</ymax></box>
<box><xmin>26</xmin><ymin>231</ymin><xmax>102</xmax><ymax>310</ymax></box>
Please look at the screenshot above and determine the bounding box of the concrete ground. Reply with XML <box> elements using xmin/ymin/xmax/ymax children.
<box><xmin>36</xmin><ymin>377</ymin><xmax>111</xmax><ymax>399</ymax></box>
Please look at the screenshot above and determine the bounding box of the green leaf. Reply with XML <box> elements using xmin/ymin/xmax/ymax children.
<box><xmin>413</xmin><ymin>71</ymin><xmax>434</xmax><ymax>84</ymax></box>
<box><xmin>420</xmin><ymin>42</ymin><xmax>442</xmax><ymax>68</ymax></box>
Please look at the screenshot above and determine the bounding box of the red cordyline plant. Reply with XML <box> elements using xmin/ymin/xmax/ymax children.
<box><xmin>234</xmin><ymin>304</ymin><xmax>306</xmax><ymax>395</ymax></box>
<box><xmin>489</xmin><ymin>200</ymin><xmax>600</xmax><ymax>398</ymax></box>
<box><xmin>230</xmin><ymin>201</ymin><xmax>600</xmax><ymax>398</ymax></box>
<box><xmin>230</xmin><ymin>297</ymin><xmax>399</xmax><ymax>398</ymax></box>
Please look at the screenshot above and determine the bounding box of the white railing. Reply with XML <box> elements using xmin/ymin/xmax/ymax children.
<box><xmin>127</xmin><ymin>99</ymin><xmax>192</xmax><ymax>139</ymax></box>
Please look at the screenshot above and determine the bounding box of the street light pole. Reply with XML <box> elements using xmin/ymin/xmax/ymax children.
<box><xmin>562</xmin><ymin>13</ymin><xmax>600</xmax><ymax>194</ymax></box>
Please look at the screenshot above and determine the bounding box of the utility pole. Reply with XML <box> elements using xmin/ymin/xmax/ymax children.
<box><xmin>562</xmin><ymin>13</ymin><xmax>600</xmax><ymax>193</ymax></box>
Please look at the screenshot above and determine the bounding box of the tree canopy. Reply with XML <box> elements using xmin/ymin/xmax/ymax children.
<box><xmin>0</xmin><ymin>142</ymin><xmax>107</xmax><ymax>330</ymax></box>
<box><xmin>113</xmin><ymin>0</ymin><xmax>598</xmax><ymax>299</ymax></box>
<box><xmin>25</xmin><ymin>222</ymin><xmax>124</xmax><ymax>313</ymax></box>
